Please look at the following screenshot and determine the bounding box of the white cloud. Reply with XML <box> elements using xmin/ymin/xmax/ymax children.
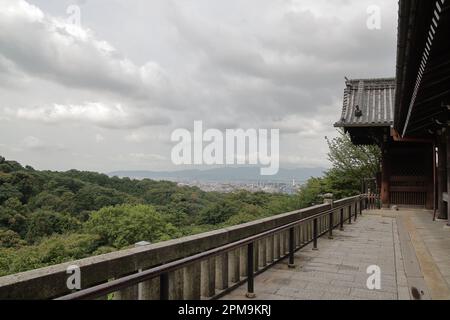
<box><xmin>281</xmin><ymin>154</ymin><xmax>329</xmax><ymax>168</ymax></box>
<box><xmin>125</xmin><ymin>132</ymin><xmax>147</xmax><ymax>143</ymax></box>
<box><xmin>6</xmin><ymin>102</ymin><xmax>170</xmax><ymax>129</ymax></box>
<box><xmin>20</xmin><ymin>135</ymin><xmax>65</xmax><ymax>152</ymax></box>
<box><xmin>95</xmin><ymin>134</ymin><xmax>105</xmax><ymax>143</ymax></box>
<box><xmin>22</xmin><ymin>136</ymin><xmax>44</xmax><ymax>149</ymax></box>
<box><xmin>0</xmin><ymin>0</ymin><xmax>175</xmax><ymax>104</ymax></box>
<box><xmin>129</xmin><ymin>153</ymin><xmax>167</xmax><ymax>161</ymax></box>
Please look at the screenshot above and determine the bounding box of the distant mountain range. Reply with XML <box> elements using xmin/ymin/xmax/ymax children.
<box><xmin>108</xmin><ymin>167</ymin><xmax>326</xmax><ymax>183</ymax></box>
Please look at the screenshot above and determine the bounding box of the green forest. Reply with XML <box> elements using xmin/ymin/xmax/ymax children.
<box><xmin>0</xmin><ymin>131</ymin><xmax>380</xmax><ymax>277</ymax></box>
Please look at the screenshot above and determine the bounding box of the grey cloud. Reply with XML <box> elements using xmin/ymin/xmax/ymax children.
<box><xmin>165</xmin><ymin>0</ymin><xmax>396</xmax><ymax>129</ymax></box>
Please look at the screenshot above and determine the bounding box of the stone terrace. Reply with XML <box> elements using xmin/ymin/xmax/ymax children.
<box><xmin>222</xmin><ymin>209</ymin><xmax>450</xmax><ymax>300</ymax></box>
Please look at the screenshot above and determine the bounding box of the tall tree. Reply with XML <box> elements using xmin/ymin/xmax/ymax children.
<box><xmin>325</xmin><ymin>130</ymin><xmax>381</xmax><ymax>197</ymax></box>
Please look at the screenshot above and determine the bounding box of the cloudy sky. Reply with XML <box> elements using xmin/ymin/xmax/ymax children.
<box><xmin>0</xmin><ymin>0</ymin><xmax>398</xmax><ymax>173</ymax></box>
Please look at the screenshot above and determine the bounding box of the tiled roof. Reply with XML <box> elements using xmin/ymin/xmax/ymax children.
<box><xmin>334</xmin><ymin>78</ymin><xmax>396</xmax><ymax>128</ymax></box>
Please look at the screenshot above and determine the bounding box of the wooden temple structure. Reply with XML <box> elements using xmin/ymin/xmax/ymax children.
<box><xmin>335</xmin><ymin>0</ymin><xmax>450</xmax><ymax>224</ymax></box>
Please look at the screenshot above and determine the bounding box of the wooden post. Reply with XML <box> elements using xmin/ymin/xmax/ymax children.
<box><xmin>288</xmin><ymin>228</ymin><xmax>295</xmax><ymax>268</ymax></box>
<box><xmin>425</xmin><ymin>143</ymin><xmax>436</xmax><ymax>210</ymax></box>
<box><xmin>246</xmin><ymin>243</ymin><xmax>255</xmax><ymax>299</ymax></box>
<box><xmin>446</xmin><ymin>129</ymin><xmax>450</xmax><ymax>223</ymax></box>
<box><xmin>438</xmin><ymin>131</ymin><xmax>447</xmax><ymax>219</ymax></box>
<box><xmin>381</xmin><ymin>143</ymin><xmax>390</xmax><ymax>208</ymax></box>
<box><xmin>312</xmin><ymin>218</ymin><xmax>318</xmax><ymax>251</ymax></box>
<box><xmin>433</xmin><ymin>143</ymin><xmax>438</xmax><ymax>220</ymax></box>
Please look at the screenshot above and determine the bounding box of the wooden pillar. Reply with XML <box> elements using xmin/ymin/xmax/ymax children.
<box><xmin>438</xmin><ymin>132</ymin><xmax>447</xmax><ymax>219</ymax></box>
<box><xmin>381</xmin><ymin>143</ymin><xmax>390</xmax><ymax>208</ymax></box>
<box><xmin>427</xmin><ymin>143</ymin><xmax>436</xmax><ymax>210</ymax></box>
<box><xmin>446</xmin><ymin>130</ymin><xmax>450</xmax><ymax>222</ymax></box>
<box><xmin>433</xmin><ymin>142</ymin><xmax>438</xmax><ymax>216</ymax></box>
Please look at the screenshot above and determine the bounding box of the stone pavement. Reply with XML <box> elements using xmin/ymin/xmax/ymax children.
<box><xmin>222</xmin><ymin>209</ymin><xmax>450</xmax><ymax>300</ymax></box>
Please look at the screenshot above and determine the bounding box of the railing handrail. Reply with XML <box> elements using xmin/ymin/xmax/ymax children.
<box><xmin>56</xmin><ymin>197</ymin><xmax>363</xmax><ymax>300</ymax></box>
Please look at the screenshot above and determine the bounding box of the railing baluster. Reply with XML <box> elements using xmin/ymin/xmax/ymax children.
<box><xmin>246</xmin><ymin>242</ymin><xmax>256</xmax><ymax>299</ymax></box>
<box><xmin>340</xmin><ymin>208</ymin><xmax>344</xmax><ymax>231</ymax></box>
<box><xmin>113</xmin><ymin>274</ymin><xmax>138</xmax><ymax>300</ymax></box>
<box><xmin>140</xmin><ymin>277</ymin><xmax>160</xmax><ymax>300</ymax></box>
<box><xmin>300</xmin><ymin>224</ymin><xmax>305</xmax><ymax>245</ymax></box>
<box><xmin>307</xmin><ymin>223</ymin><xmax>310</xmax><ymax>243</ymax></box>
<box><xmin>215</xmin><ymin>253</ymin><xmax>229</xmax><ymax>291</ymax></box>
<box><xmin>348</xmin><ymin>205</ymin><xmax>352</xmax><ymax>224</ymax></box>
<box><xmin>229</xmin><ymin>249</ymin><xmax>240</xmax><ymax>283</ymax></box>
<box><xmin>288</xmin><ymin>227</ymin><xmax>296</xmax><ymax>268</ymax></box>
<box><xmin>239</xmin><ymin>246</ymin><xmax>248</xmax><ymax>278</ymax></box>
<box><xmin>328</xmin><ymin>210</ymin><xmax>334</xmax><ymax>239</ymax></box>
<box><xmin>279</xmin><ymin>231</ymin><xmax>285</xmax><ymax>256</ymax></box>
<box><xmin>258</xmin><ymin>239</ymin><xmax>266</xmax><ymax>268</ymax></box>
<box><xmin>354</xmin><ymin>202</ymin><xmax>357</xmax><ymax>221</ymax></box>
<box><xmin>201</xmin><ymin>258</ymin><xmax>216</xmax><ymax>298</ymax></box>
<box><xmin>169</xmin><ymin>269</ymin><xmax>184</xmax><ymax>300</ymax></box>
<box><xmin>307</xmin><ymin>221</ymin><xmax>311</xmax><ymax>242</ymax></box>
<box><xmin>284</xmin><ymin>231</ymin><xmax>289</xmax><ymax>255</ymax></box>
<box><xmin>160</xmin><ymin>273</ymin><xmax>169</xmax><ymax>300</ymax></box>
<box><xmin>183</xmin><ymin>264</ymin><xmax>201</xmax><ymax>300</ymax></box>
<box><xmin>313</xmin><ymin>218</ymin><xmax>318</xmax><ymax>251</ymax></box>
<box><xmin>267</xmin><ymin>235</ymin><xmax>274</xmax><ymax>264</ymax></box>
<box><xmin>273</xmin><ymin>233</ymin><xmax>280</xmax><ymax>260</ymax></box>
<box><xmin>253</xmin><ymin>241</ymin><xmax>259</xmax><ymax>272</ymax></box>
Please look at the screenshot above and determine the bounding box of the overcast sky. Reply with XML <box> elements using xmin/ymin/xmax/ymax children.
<box><xmin>0</xmin><ymin>0</ymin><xmax>398</xmax><ymax>173</ymax></box>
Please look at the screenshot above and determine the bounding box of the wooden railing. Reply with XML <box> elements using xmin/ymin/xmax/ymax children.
<box><xmin>0</xmin><ymin>195</ymin><xmax>366</xmax><ymax>300</ymax></box>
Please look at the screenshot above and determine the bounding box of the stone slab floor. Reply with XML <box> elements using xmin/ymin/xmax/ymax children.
<box><xmin>222</xmin><ymin>209</ymin><xmax>450</xmax><ymax>300</ymax></box>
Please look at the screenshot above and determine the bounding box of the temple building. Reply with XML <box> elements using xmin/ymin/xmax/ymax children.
<box><xmin>335</xmin><ymin>0</ymin><xmax>449</xmax><ymax>223</ymax></box>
